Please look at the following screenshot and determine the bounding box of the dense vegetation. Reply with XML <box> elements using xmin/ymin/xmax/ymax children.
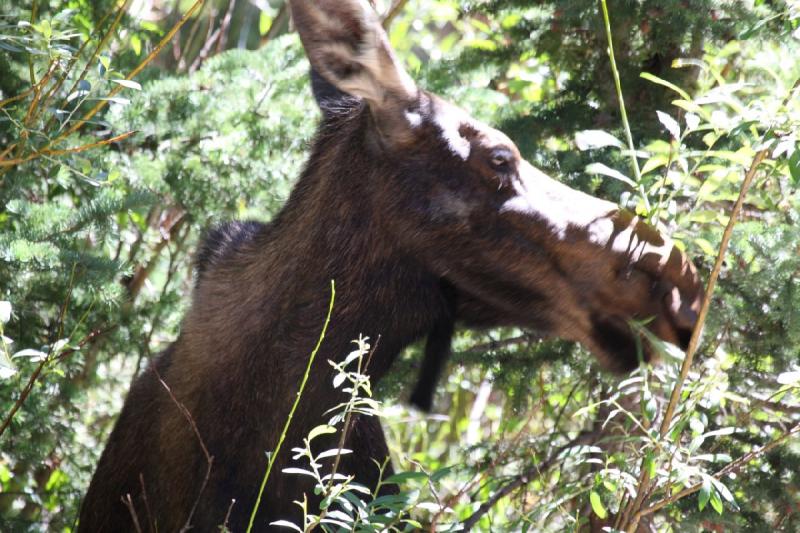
<box><xmin>1</xmin><ymin>0</ymin><xmax>798</xmax><ymax>531</ymax></box>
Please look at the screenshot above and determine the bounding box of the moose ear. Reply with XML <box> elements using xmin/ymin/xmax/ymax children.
<box><xmin>289</xmin><ymin>0</ymin><xmax>418</xmax><ymax>110</ymax></box>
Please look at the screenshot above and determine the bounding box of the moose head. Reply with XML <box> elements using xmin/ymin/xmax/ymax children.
<box><xmin>290</xmin><ymin>0</ymin><xmax>702</xmax><ymax>380</ymax></box>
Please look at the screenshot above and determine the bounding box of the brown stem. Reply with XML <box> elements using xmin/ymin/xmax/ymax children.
<box><xmin>461</xmin><ymin>431</ymin><xmax>598</xmax><ymax>530</ymax></box>
<box><xmin>153</xmin><ymin>368</ymin><xmax>214</xmax><ymax>533</ymax></box>
<box><xmin>633</xmin><ymin>420</ymin><xmax>800</xmax><ymax>522</ymax></box>
<box><xmin>259</xmin><ymin>3</ymin><xmax>289</xmax><ymax>47</ymax></box>
<box><xmin>122</xmin><ymin>493</ymin><xmax>144</xmax><ymax>533</ymax></box>
<box><xmin>382</xmin><ymin>0</ymin><xmax>410</xmax><ymax>29</ymax></box>
<box><xmin>0</xmin><ymin>328</ymin><xmax>106</xmax><ymax>439</ymax></box>
<box><xmin>47</xmin><ymin>0</ymin><xmax>205</xmax><ymax>148</ymax></box>
<box><xmin>0</xmin><ymin>131</ymin><xmax>137</xmax><ymax>167</ymax></box>
<box><xmin>215</xmin><ymin>0</ymin><xmax>238</xmax><ymax>54</ymax></box>
<box><xmin>620</xmin><ymin>75</ymin><xmax>800</xmax><ymax>531</ymax></box>
<box><xmin>126</xmin><ymin>209</ymin><xmax>187</xmax><ymax>300</ymax></box>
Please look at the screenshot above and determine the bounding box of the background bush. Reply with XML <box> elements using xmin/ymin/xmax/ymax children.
<box><xmin>0</xmin><ymin>0</ymin><xmax>798</xmax><ymax>531</ymax></box>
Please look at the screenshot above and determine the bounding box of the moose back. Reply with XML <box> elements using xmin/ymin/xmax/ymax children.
<box><xmin>79</xmin><ymin>0</ymin><xmax>703</xmax><ymax>530</ymax></box>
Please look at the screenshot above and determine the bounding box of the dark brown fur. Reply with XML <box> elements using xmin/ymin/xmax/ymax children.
<box><xmin>80</xmin><ymin>2</ymin><xmax>703</xmax><ymax>531</ymax></box>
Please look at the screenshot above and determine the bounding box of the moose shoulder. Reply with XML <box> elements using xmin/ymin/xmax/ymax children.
<box><xmin>79</xmin><ymin>0</ymin><xmax>703</xmax><ymax>530</ymax></box>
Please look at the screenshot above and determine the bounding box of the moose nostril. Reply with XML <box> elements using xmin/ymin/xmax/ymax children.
<box><xmin>676</xmin><ymin>326</ymin><xmax>693</xmax><ymax>350</ymax></box>
<box><xmin>664</xmin><ymin>286</ymin><xmax>699</xmax><ymax>329</ymax></box>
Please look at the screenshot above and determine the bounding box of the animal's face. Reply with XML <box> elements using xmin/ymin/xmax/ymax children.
<box><xmin>290</xmin><ymin>0</ymin><xmax>703</xmax><ymax>371</ymax></box>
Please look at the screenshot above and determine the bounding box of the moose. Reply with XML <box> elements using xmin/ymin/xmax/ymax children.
<box><xmin>80</xmin><ymin>0</ymin><xmax>703</xmax><ymax>530</ymax></box>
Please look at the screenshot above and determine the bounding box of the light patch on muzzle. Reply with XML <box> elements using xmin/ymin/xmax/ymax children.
<box><xmin>502</xmin><ymin>161</ymin><xmax>619</xmax><ymax>241</ymax></box>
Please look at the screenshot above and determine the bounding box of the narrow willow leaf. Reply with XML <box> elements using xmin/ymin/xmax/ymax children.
<box><xmin>269</xmin><ymin>520</ymin><xmax>302</xmax><ymax>532</ymax></box>
<box><xmin>589</xmin><ymin>490</ymin><xmax>607</xmax><ymax>519</ymax></box>
<box><xmin>307</xmin><ymin>424</ymin><xmax>336</xmax><ymax>441</ymax></box>
<box><xmin>641</xmin><ymin>72</ymin><xmax>691</xmax><ymax>100</ymax></box>
<box><xmin>656</xmin><ymin>111</ymin><xmax>681</xmax><ymax>140</ymax></box>
<box><xmin>710</xmin><ymin>489</ymin><xmax>724</xmax><ymax>514</ymax></box>
<box><xmin>575</xmin><ymin>130</ymin><xmax>625</xmax><ymax>150</ymax></box>
<box><xmin>698</xmin><ymin>476</ymin><xmax>712</xmax><ymax>510</ymax></box>
<box><xmin>111</xmin><ymin>78</ymin><xmax>142</xmax><ymax>90</ymax></box>
<box><xmin>585</xmin><ymin>163</ymin><xmax>637</xmax><ymax>188</ymax></box>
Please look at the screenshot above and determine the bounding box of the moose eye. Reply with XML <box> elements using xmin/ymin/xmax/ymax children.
<box><xmin>489</xmin><ymin>148</ymin><xmax>514</xmax><ymax>171</ymax></box>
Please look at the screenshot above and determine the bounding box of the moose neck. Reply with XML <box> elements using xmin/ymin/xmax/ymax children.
<box><xmin>240</xmin><ymin>105</ymin><xmax>445</xmax><ymax>382</ymax></box>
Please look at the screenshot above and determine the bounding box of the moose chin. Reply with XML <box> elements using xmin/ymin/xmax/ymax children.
<box><xmin>79</xmin><ymin>0</ymin><xmax>703</xmax><ymax>530</ymax></box>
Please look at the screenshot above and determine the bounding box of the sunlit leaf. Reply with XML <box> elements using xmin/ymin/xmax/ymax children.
<box><xmin>585</xmin><ymin>163</ymin><xmax>637</xmax><ymax>188</ymax></box>
<box><xmin>575</xmin><ymin>130</ymin><xmax>625</xmax><ymax>150</ymax></box>
<box><xmin>656</xmin><ymin>111</ymin><xmax>681</xmax><ymax>140</ymax></box>
<box><xmin>589</xmin><ymin>490</ymin><xmax>607</xmax><ymax>519</ymax></box>
<box><xmin>111</xmin><ymin>78</ymin><xmax>142</xmax><ymax>90</ymax></box>
<box><xmin>698</xmin><ymin>476</ymin><xmax>712</xmax><ymax>510</ymax></box>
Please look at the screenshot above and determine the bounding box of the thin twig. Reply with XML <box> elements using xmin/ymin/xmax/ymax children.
<box><xmin>139</xmin><ymin>473</ymin><xmax>155</xmax><ymax>533</ymax></box>
<box><xmin>222</xmin><ymin>499</ymin><xmax>237</xmax><ymax>532</ymax></box>
<box><xmin>461</xmin><ymin>431</ymin><xmax>598</xmax><ymax>530</ymax></box>
<box><xmin>47</xmin><ymin>0</ymin><xmax>204</xmax><ymax>148</ymax></box>
<box><xmin>122</xmin><ymin>493</ymin><xmax>145</xmax><ymax>533</ymax></box>
<box><xmin>599</xmin><ymin>0</ymin><xmax>649</xmax><ymax>211</ymax></box>
<box><xmin>0</xmin><ymin>328</ymin><xmax>105</xmax><ymax>439</ymax></box>
<box><xmin>0</xmin><ymin>131</ymin><xmax>136</xmax><ymax>167</ymax></box>
<box><xmin>633</xmin><ymin>420</ymin><xmax>800</xmax><ymax>521</ymax></box>
<box><xmin>215</xmin><ymin>0</ymin><xmax>238</xmax><ymax>53</ymax></box>
<box><xmin>0</xmin><ymin>86</ymin><xmax>34</xmax><ymax>109</ymax></box>
<box><xmin>153</xmin><ymin>368</ymin><xmax>214</xmax><ymax>533</ymax></box>
<box><xmin>382</xmin><ymin>0</ymin><xmax>410</xmax><ymax>29</ymax></box>
<box><xmin>246</xmin><ymin>281</ymin><xmax>336</xmax><ymax>533</ymax></box>
<box><xmin>620</xmin><ymin>75</ymin><xmax>800</xmax><ymax>531</ymax></box>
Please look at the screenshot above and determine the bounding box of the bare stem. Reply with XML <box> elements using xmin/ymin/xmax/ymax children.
<box><xmin>599</xmin><ymin>0</ymin><xmax>649</xmax><ymax>211</ymax></box>
<box><xmin>246</xmin><ymin>281</ymin><xmax>336</xmax><ymax>533</ymax></box>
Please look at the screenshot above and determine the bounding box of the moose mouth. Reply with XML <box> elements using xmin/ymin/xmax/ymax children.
<box><xmin>587</xmin><ymin>283</ymin><xmax>698</xmax><ymax>373</ymax></box>
<box><xmin>589</xmin><ymin>316</ymin><xmax>684</xmax><ymax>373</ymax></box>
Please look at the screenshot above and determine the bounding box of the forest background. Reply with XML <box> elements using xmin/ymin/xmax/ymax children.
<box><xmin>1</xmin><ymin>0</ymin><xmax>799</xmax><ymax>531</ymax></box>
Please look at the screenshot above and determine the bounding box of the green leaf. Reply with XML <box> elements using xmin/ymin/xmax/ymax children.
<box><xmin>269</xmin><ymin>520</ymin><xmax>303</xmax><ymax>532</ymax></box>
<box><xmin>431</xmin><ymin>465</ymin><xmax>456</xmax><ymax>482</ymax></box>
<box><xmin>777</xmin><ymin>371</ymin><xmax>800</xmax><ymax>385</ymax></box>
<box><xmin>259</xmin><ymin>11</ymin><xmax>274</xmax><ymax>36</ymax></box>
<box><xmin>0</xmin><ymin>350</ymin><xmax>17</xmax><ymax>379</ymax></box>
<box><xmin>589</xmin><ymin>490</ymin><xmax>607</xmax><ymax>519</ymax></box>
<box><xmin>709</xmin><ymin>489</ymin><xmax>724</xmax><ymax>514</ymax></box>
<box><xmin>13</xmin><ymin>348</ymin><xmax>47</xmax><ymax>361</ymax></box>
<box><xmin>130</xmin><ymin>34</ymin><xmax>141</xmax><ymax>56</ymax></box>
<box><xmin>641</xmin><ymin>154</ymin><xmax>669</xmax><ymax>175</ymax></box>
<box><xmin>789</xmin><ymin>150</ymin><xmax>800</xmax><ymax>184</ymax></box>
<box><xmin>656</xmin><ymin>111</ymin><xmax>681</xmax><ymax>140</ymax></box>
<box><xmin>384</xmin><ymin>471</ymin><xmax>429</xmax><ymax>484</ymax></box>
<box><xmin>111</xmin><ymin>78</ymin><xmax>142</xmax><ymax>90</ymax></box>
<box><xmin>710</xmin><ymin>477</ymin><xmax>738</xmax><ymax>510</ymax></box>
<box><xmin>585</xmin><ymin>163</ymin><xmax>637</xmax><ymax>188</ymax></box>
<box><xmin>280</xmin><ymin>467</ymin><xmax>316</xmax><ymax>477</ymax></box>
<box><xmin>575</xmin><ymin>130</ymin><xmax>625</xmax><ymax>150</ymax></box>
<box><xmin>308</xmin><ymin>424</ymin><xmax>336</xmax><ymax>441</ymax></box>
<box><xmin>693</xmin><ymin>238</ymin><xmax>717</xmax><ymax>257</ymax></box>
<box><xmin>698</xmin><ymin>476</ymin><xmax>712</xmax><ymax>510</ymax></box>
<box><xmin>316</xmin><ymin>448</ymin><xmax>352</xmax><ymax>459</ymax></box>
<box><xmin>644</xmin><ymin>451</ymin><xmax>657</xmax><ymax>479</ymax></box>
<box><xmin>332</xmin><ymin>372</ymin><xmax>346</xmax><ymax>388</ymax></box>
<box><xmin>640</xmin><ymin>72</ymin><xmax>691</xmax><ymax>100</ymax></box>
<box><xmin>642</xmin><ymin>390</ymin><xmax>658</xmax><ymax>422</ymax></box>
